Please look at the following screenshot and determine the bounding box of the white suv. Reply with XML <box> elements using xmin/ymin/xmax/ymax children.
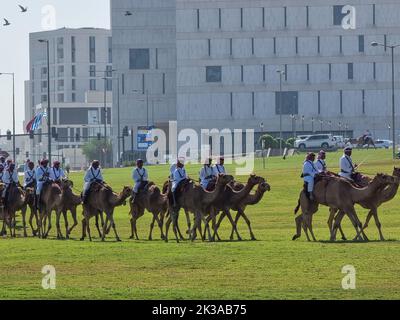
<box><xmin>295</xmin><ymin>134</ymin><xmax>336</xmax><ymax>150</ymax></box>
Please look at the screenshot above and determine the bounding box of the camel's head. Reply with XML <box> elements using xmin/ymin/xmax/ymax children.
<box><xmin>374</xmin><ymin>173</ymin><xmax>396</xmax><ymax>185</ymax></box>
<box><xmin>248</xmin><ymin>174</ymin><xmax>265</xmax><ymax>186</ymax></box>
<box><xmin>25</xmin><ymin>187</ymin><xmax>34</xmax><ymax>196</ymax></box>
<box><xmin>121</xmin><ymin>186</ymin><xmax>133</xmax><ymax>198</ymax></box>
<box><xmin>393</xmin><ymin>167</ymin><xmax>400</xmax><ymax>178</ymax></box>
<box><xmin>259</xmin><ymin>181</ymin><xmax>271</xmax><ymax>192</ymax></box>
<box><xmin>216</xmin><ymin>174</ymin><xmax>234</xmax><ymax>186</ymax></box>
<box><xmin>61</xmin><ymin>179</ymin><xmax>73</xmax><ymax>189</ymax></box>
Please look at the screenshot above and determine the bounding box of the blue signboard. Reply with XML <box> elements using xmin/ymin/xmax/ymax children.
<box><xmin>137</xmin><ymin>126</ymin><xmax>154</xmax><ymax>150</ymax></box>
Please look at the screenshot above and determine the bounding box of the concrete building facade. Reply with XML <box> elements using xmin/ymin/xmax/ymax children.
<box><xmin>111</xmin><ymin>0</ymin><xmax>400</xmax><ymax>157</ymax></box>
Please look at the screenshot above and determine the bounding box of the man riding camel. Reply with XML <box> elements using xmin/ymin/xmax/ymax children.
<box><xmin>315</xmin><ymin>150</ymin><xmax>327</xmax><ymax>173</ymax></box>
<box><xmin>2</xmin><ymin>162</ymin><xmax>19</xmax><ymax>209</ymax></box>
<box><xmin>35</xmin><ymin>159</ymin><xmax>50</xmax><ymax>210</ymax></box>
<box><xmin>362</xmin><ymin>129</ymin><xmax>372</xmax><ymax>145</ymax></box>
<box><xmin>199</xmin><ymin>158</ymin><xmax>215</xmax><ymax>190</ymax></box>
<box><xmin>49</xmin><ymin>160</ymin><xmax>66</xmax><ymax>182</ymax></box>
<box><xmin>302</xmin><ymin>152</ymin><xmax>318</xmax><ymax>201</ymax></box>
<box><xmin>171</xmin><ymin>158</ymin><xmax>188</xmax><ymax>207</ymax></box>
<box><xmin>82</xmin><ymin>160</ymin><xmax>104</xmax><ymax>204</ymax></box>
<box><xmin>214</xmin><ymin>157</ymin><xmax>227</xmax><ymax>175</ymax></box>
<box><xmin>131</xmin><ymin>159</ymin><xmax>149</xmax><ymax>203</ymax></box>
<box><xmin>339</xmin><ymin>146</ymin><xmax>358</xmax><ymax>181</ymax></box>
<box><xmin>24</xmin><ymin>161</ymin><xmax>36</xmax><ymax>189</ymax></box>
<box><xmin>0</xmin><ymin>156</ymin><xmax>6</xmax><ymax>167</ymax></box>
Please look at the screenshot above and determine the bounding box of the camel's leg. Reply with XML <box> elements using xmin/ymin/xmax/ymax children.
<box><xmin>371</xmin><ymin>208</ymin><xmax>385</xmax><ymax>241</ymax></box>
<box><xmin>292</xmin><ymin>214</ymin><xmax>303</xmax><ymax>241</ymax></box>
<box><xmin>21</xmin><ymin>206</ymin><xmax>28</xmax><ymax>238</ymax></box>
<box><xmin>55</xmin><ymin>211</ymin><xmax>63</xmax><ymax>239</ymax></box>
<box><xmin>172</xmin><ymin>210</ymin><xmax>180</xmax><ymax>243</ymax></box>
<box><xmin>154</xmin><ymin>212</ymin><xmax>165</xmax><ymax>240</ymax></box>
<box><xmin>165</xmin><ymin>215</ymin><xmax>172</xmax><ymax>243</ymax></box>
<box><xmin>29</xmin><ymin>207</ymin><xmax>38</xmax><ymax>236</ymax></box>
<box><xmin>86</xmin><ymin>215</ymin><xmax>92</xmax><ymax>242</ymax></box>
<box><xmin>201</xmin><ymin>214</ymin><xmax>212</xmax><ymax>242</ymax></box>
<box><xmin>176</xmin><ymin>220</ymin><xmax>185</xmax><ymax>241</ymax></box>
<box><xmin>149</xmin><ymin>215</ymin><xmax>156</xmax><ymax>241</ymax></box>
<box><xmin>45</xmin><ymin>212</ymin><xmax>52</xmax><ymax>238</ymax></box>
<box><xmin>239</xmin><ymin>209</ymin><xmax>256</xmax><ymax>240</ymax></box>
<box><xmin>332</xmin><ymin>209</ymin><xmax>363</xmax><ymax>241</ymax></box>
<box><xmin>190</xmin><ymin>212</ymin><xmax>200</xmax><ymax>242</ymax></box>
<box><xmin>68</xmin><ymin>208</ymin><xmax>78</xmax><ymax>236</ymax></box>
<box><xmin>80</xmin><ymin>218</ymin><xmax>86</xmax><ymax>241</ymax></box>
<box><xmin>95</xmin><ymin>214</ymin><xmax>103</xmax><ymax>238</ymax></box>
<box><xmin>8</xmin><ymin>212</ymin><xmax>13</xmax><ymax>238</ymax></box>
<box><xmin>133</xmin><ymin>218</ymin><xmax>139</xmax><ymax>240</ymax></box>
<box><xmin>329</xmin><ymin>209</ymin><xmax>347</xmax><ymax>241</ymax></box>
<box><xmin>348</xmin><ymin>208</ymin><xmax>369</xmax><ymax>241</ymax></box>
<box><xmin>301</xmin><ymin>213</ymin><xmax>312</xmax><ymax>242</ymax></box>
<box><xmin>107</xmin><ymin>212</ymin><xmax>121</xmax><ymax>242</ymax></box>
<box><xmin>129</xmin><ymin>217</ymin><xmax>135</xmax><ymax>239</ymax></box>
<box><xmin>224</xmin><ymin>210</ymin><xmax>241</xmax><ymax>241</ymax></box>
<box><xmin>184</xmin><ymin>209</ymin><xmax>191</xmax><ymax>235</ymax></box>
<box><xmin>306</xmin><ymin>214</ymin><xmax>316</xmax><ymax>241</ymax></box>
<box><xmin>62</xmin><ymin>210</ymin><xmax>69</xmax><ymax>239</ymax></box>
<box><xmin>11</xmin><ymin>211</ymin><xmax>17</xmax><ymax>238</ymax></box>
<box><xmin>203</xmin><ymin>215</ymin><xmax>212</xmax><ymax>240</ymax></box>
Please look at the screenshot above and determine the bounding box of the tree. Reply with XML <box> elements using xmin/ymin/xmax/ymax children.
<box><xmin>82</xmin><ymin>138</ymin><xmax>113</xmax><ymax>166</ymax></box>
<box><xmin>259</xmin><ymin>134</ymin><xmax>279</xmax><ymax>149</ymax></box>
<box><xmin>286</xmin><ymin>138</ymin><xmax>296</xmax><ymax>148</ymax></box>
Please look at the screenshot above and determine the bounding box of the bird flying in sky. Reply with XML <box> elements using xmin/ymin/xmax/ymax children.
<box><xmin>18</xmin><ymin>5</ymin><xmax>28</xmax><ymax>13</ymax></box>
<box><xmin>3</xmin><ymin>18</ymin><xmax>10</xmax><ymax>26</ymax></box>
<box><xmin>125</xmin><ymin>11</ymin><xmax>132</xmax><ymax>16</ymax></box>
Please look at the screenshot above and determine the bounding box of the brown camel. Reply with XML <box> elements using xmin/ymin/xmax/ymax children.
<box><xmin>203</xmin><ymin>174</ymin><xmax>265</xmax><ymax>241</ymax></box>
<box><xmin>1</xmin><ymin>183</ymin><xmax>32</xmax><ymax>237</ymax></box>
<box><xmin>129</xmin><ymin>182</ymin><xmax>167</xmax><ymax>241</ymax></box>
<box><xmin>38</xmin><ymin>180</ymin><xmax>70</xmax><ymax>239</ymax></box>
<box><xmin>165</xmin><ymin>174</ymin><xmax>234</xmax><ymax>243</ymax></box>
<box><xmin>327</xmin><ymin>167</ymin><xmax>400</xmax><ymax>241</ymax></box>
<box><xmin>21</xmin><ymin>191</ymin><xmax>38</xmax><ymax>237</ymax></box>
<box><xmin>292</xmin><ymin>173</ymin><xmax>395</xmax><ymax>242</ymax></box>
<box><xmin>59</xmin><ymin>182</ymin><xmax>82</xmax><ymax>239</ymax></box>
<box><xmin>81</xmin><ymin>182</ymin><xmax>132</xmax><ymax>242</ymax></box>
<box><xmin>214</xmin><ymin>179</ymin><xmax>271</xmax><ymax>241</ymax></box>
<box><xmin>348</xmin><ymin>136</ymin><xmax>375</xmax><ymax>149</ymax></box>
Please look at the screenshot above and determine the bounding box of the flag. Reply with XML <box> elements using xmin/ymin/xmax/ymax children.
<box><xmin>26</xmin><ymin>111</ymin><xmax>45</xmax><ymax>133</ymax></box>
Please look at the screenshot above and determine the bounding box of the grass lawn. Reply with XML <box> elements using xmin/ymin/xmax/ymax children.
<box><xmin>1</xmin><ymin>148</ymin><xmax>400</xmax><ymax>300</ymax></box>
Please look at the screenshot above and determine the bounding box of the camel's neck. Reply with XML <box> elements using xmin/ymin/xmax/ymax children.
<box><xmin>246</xmin><ymin>187</ymin><xmax>266</xmax><ymax>206</ymax></box>
<box><xmin>109</xmin><ymin>191</ymin><xmax>129</xmax><ymax>207</ymax></box>
<box><xmin>380</xmin><ymin>182</ymin><xmax>399</xmax><ymax>203</ymax></box>
<box><xmin>203</xmin><ymin>182</ymin><xmax>226</xmax><ymax>205</ymax></box>
<box><xmin>232</xmin><ymin>181</ymin><xmax>255</xmax><ymax>201</ymax></box>
<box><xmin>351</xmin><ymin>179</ymin><xmax>386</xmax><ymax>202</ymax></box>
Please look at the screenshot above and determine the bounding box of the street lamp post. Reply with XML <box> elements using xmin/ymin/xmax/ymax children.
<box><xmin>276</xmin><ymin>70</ymin><xmax>285</xmax><ymax>155</ymax></box>
<box><xmin>319</xmin><ymin>119</ymin><xmax>323</xmax><ymax>132</ymax></box>
<box><xmin>38</xmin><ymin>39</ymin><xmax>51</xmax><ymax>161</ymax></box>
<box><xmin>388</xmin><ymin>124</ymin><xmax>391</xmax><ymax>141</ymax></box>
<box><xmin>0</xmin><ymin>72</ymin><xmax>15</xmax><ymax>161</ymax></box>
<box><xmin>311</xmin><ymin>117</ymin><xmax>315</xmax><ymax>133</ymax></box>
<box><xmin>301</xmin><ymin>115</ymin><xmax>305</xmax><ymax>132</ymax></box>
<box><xmin>371</xmin><ymin>41</ymin><xmax>400</xmax><ymax>159</ymax></box>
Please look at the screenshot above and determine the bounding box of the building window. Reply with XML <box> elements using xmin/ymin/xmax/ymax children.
<box><xmin>206</xmin><ymin>66</ymin><xmax>222</xmax><ymax>83</ymax></box>
<box><xmin>72</xmin><ymin>93</ymin><xmax>76</xmax><ymax>102</ymax></box>
<box><xmin>373</xmin><ymin>62</ymin><xmax>376</xmax><ymax>80</ymax></box>
<box><xmin>333</xmin><ymin>5</ymin><xmax>345</xmax><ymax>26</ymax></box>
<box><xmin>108</xmin><ymin>36</ymin><xmax>112</xmax><ymax>63</ymax></box>
<box><xmin>57</xmin><ymin>79</ymin><xmax>64</xmax><ymax>91</ymax></box>
<box><xmin>58</xmin><ymin>93</ymin><xmax>64</xmax><ymax>103</ymax></box>
<box><xmin>252</xmin><ymin>92</ymin><xmax>255</xmax><ymax>116</ymax></box>
<box><xmin>252</xmin><ymin>38</ymin><xmax>255</xmax><ymax>55</ymax></box>
<box><xmin>219</xmin><ymin>8</ymin><xmax>222</xmax><ymax>29</ymax></box>
<box><xmin>57</xmin><ymin>65</ymin><xmax>64</xmax><ymax>77</ymax></box>
<box><xmin>317</xmin><ymin>36</ymin><xmax>320</xmax><ymax>54</ymax></box>
<box><xmin>262</xmin><ymin>8</ymin><xmax>265</xmax><ymax>28</ymax></box>
<box><xmin>106</xmin><ymin>65</ymin><xmax>113</xmax><ymax>77</ymax></box>
<box><xmin>348</xmin><ymin>63</ymin><xmax>354</xmax><ymax>80</ymax></box>
<box><xmin>155</xmin><ymin>48</ymin><xmax>159</xmax><ymax>69</ymax></box>
<box><xmin>230</xmin><ymin>38</ymin><xmax>233</xmax><ymax>56</ymax></box>
<box><xmin>284</xmin><ymin>7</ymin><xmax>287</xmax><ymax>28</ymax></box>
<box><xmin>90</xmin><ymin>79</ymin><xmax>96</xmax><ymax>90</ymax></box>
<box><xmin>72</xmin><ymin>65</ymin><xmax>76</xmax><ymax>77</ymax></box>
<box><xmin>90</xmin><ymin>65</ymin><xmax>96</xmax><ymax>77</ymax></box>
<box><xmin>230</xmin><ymin>93</ymin><xmax>233</xmax><ymax>116</ymax></box>
<box><xmin>72</xmin><ymin>79</ymin><xmax>76</xmax><ymax>91</ymax></box>
<box><xmin>306</xmin><ymin>6</ymin><xmax>309</xmax><ymax>27</ymax></box>
<box><xmin>71</xmin><ymin>36</ymin><xmax>76</xmax><ymax>63</ymax></box>
<box><xmin>41</xmin><ymin>67</ymin><xmax>47</xmax><ymax>79</ymax></box>
<box><xmin>240</xmin><ymin>8</ymin><xmax>243</xmax><ymax>29</ymax></box>
<box><xmin>372</xmin><ymin>4</ymin><xmax>376</xmax><ymax>26</ymax></box>
<box><xmin>284</xmin><ymin>65</ymin><xmax>288</xmax><ymax>81</ymax></box>
<box><xmin>263</xmin><ymin>64</ymin><xmax>266</xmax><ymax>82</ymax></box>
<box><xmin>162</xmin><ymin>73</ymin><xmax>166</xmax><ymax>94</ymax></box>
<box><xmin>306</xmin><ymin>64</ymin><xmax>310</xmax><ymax>81</ymax></box>
<box><xmin>340</xmin><ymin>90</ymin><xmax>343</xmax><ymax>114</ymax></box>
<box><xmin>129</xmin><ymin>48</ymin><xmax>150</xmax><ymax>70</ymax></box>
<box><xmin>241</xmin><ymin>65</ymin><xmax>244</xmax><ymax>82</ymax></box>
<box><xmin>273</xmin><ymin>37</ymin><xmax>277</xmax><ymax>54</ymax></box>
<box><xmin>122</xmin><ymin>73</ymin><xmax>125</xmax><ymax>95</ymax></box>
<box><xmin>41</xmin><ymin>81</ymin><xmax>47</xmax><ymax>93</ymax></box>
<box><xmin>89</xmin><ymin>36</ymin><xmax>96</xmax><ymax>63</ymax></box>
<box><xmin>329</xmin><ymin>63</ymin><xmax>332</xmax><ymax>80</ymax></box>
<box><xmin>197</xmin><ymin>9</ymin><xmax>200</xmax><ymax>29</ymax></box>
<box><xmin>57</xmin><ymin>37</ymin><xmax>64</xmax><ymax>63</ymax></box>
<box><xmin>275</xmin><ymin>91</ymin><xmax>299</xmax><ymax>115</ymax></box>
<box><xmin>41</xmin><ymin>95</ymin><xmax>48</xmax><ymax>103</ymax></box>
<box><xmin>318</xmin><ymin>91</ymin><xmax>321</xmax><ymax>114</ymax></box>
<box><xmin>208</xmin><ymin>39</ymin><xmax>211</xmax><ymax>56</ymax></box>
<box><xmin>106</xmin><ymin>79</ymin><xmax>112</xmax><ymax>91</ymax></box>
<box><xmin>384</xmin><ymin>35</ymin><xmax>387</xmax><ymax>51</ymax></box>
<box><xmin>359</xmin><ymin>35</ymin><xmax>365</xmax><ymax>53</ymax></box>
<box><xmin>295</xmin><ymin>37</ymin><xmax>298</xmax><ymax>54</ymax></box>
<box><xmin>339</xmin><ymin>35</ymin><xmax>343</xmax><ymax>53</ymax></box>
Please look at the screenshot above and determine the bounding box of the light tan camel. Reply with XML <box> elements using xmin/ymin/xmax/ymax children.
<box><xmin>203</xmin><ymin>174</ymin><xmax>265</xmax><ymax>241</ymax></box>
<box><xmin>59</xmin><ymin>182</ymin><xmax>82</xmax><ymax>239</ymax></box>
<box><xmin>81</xmin><ymin>182</ymin><xmax>132</xmax><ymax>242</ymax></box>
<box><xmin>327</xmin><ymin>168</ymin><xmax>400</xmax><ymax>241</ymax></box>
<box><xmin>165</xmin><ymin>174</ymin><xmax>234</xmax><ymax>243</ymax></box>
<box><xmin>1</xmin><ymin>183</ymin><xmax>32</xmax><ymax>237</ymax></box>
<box><xmin>38</xmin><ymin>180</ymin><xmax>69</xmax><ymax>239</ymax></box>
<box><xmin>214</xmin><ymin>180</ymin><xmax>271</xmax><ymax>241</ymax></box>
<box><xmin>21</xmin><ymin>191</ymin><xmax>38</xmax><ymax>237</ymax></box>
<box><xmin>129</xmin><ymin>182</ymin><xmax>167</xmax><ymax>241</ymax></box>
<box><xmin>292</xmin><ymin>173</ymin><xmax>395</xmax><ymax>242</ymax></box>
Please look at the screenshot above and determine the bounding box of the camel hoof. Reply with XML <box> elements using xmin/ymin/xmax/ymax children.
<box><xmin>251</xmin><ymin>237</ymin><xmax>257</xmax><ymax>241</ymax></box>
<box><xmin>129</xmin><ymin>236</ymin><xmax>134</xmax><ymax>240</ymax></box>
<box><xmin>341</xmin><ymin>237</ymin><xmax>347</xmax><ymax>241</ymax></box>
<box><xmin>292</xmin><ymin>235</ymin><xmax>299</xmax><ymax>241</ymax></box>
<box><xmin>116</xmin><ymin>238</ymin><xmax>122</xmax><ymax>242</ymax></box>
<box><xmin>80</xmin><ymin>238</ymin><xmax>84</xmax><ymax>241</ymax></box>
<box><xmin>237</xmin><ymin>237</ymin><xmax>243</xmax><ymax>241</ymax></box>
<box><xmin>148</xmin><ymin>237</ymin><xmax>152</xmax><ymax>241</ymax></box>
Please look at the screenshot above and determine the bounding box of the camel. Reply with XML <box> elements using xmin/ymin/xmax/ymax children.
<box><xmin>59</xmin><ymin>182</ymin><xmax>82</xmax><ymax>239</ymax></box>
<box><xmin>21</xmin><ymin>191</ymin><xmax>38</xmax><ymax>237</ymax></box>
<box><xmin>348</xmin><ymin>136</ymin><xmax>375</xmax><ymax>149</ymax></box>
<box><xmin>129</xmin><ymin>182</ymin><xmax>167</xmax><ymax>241</ymax></box>
<box><xmin>165</xmin><ymin>174</ymin><xmax>234</xmax><ymax>243</ymax></box>
<box><xmin>292</xmin><ymin>173</ymin><xmax>395</xmax><ymax>242</ymax></box>
<box><xmin>1</xmin><ymin>183</ymin><xmax>32</xmax><ymax>237</ymax></box>
<box><xmin>327</xmin><ymin>167</ymin><xmax>400</xmax><ymax>241</ymax></box>
<box><xmin>203</xmin><ymin>174</ymin><xmax>265</xmax><ymax>241</ymax></box>
<box><xmin>80</xmin><ymin>182</ymin><xmax>132</xmax><ymax>242</ymax></box>
<box><xmin>38</xmin><ymin>180</ymin><xmax>70</xmax><ymax>239</ymax></box>
<box><xmin>213</xmin><ymin>179</ymin><xmax>271</xmax><ymax>241</ymax></box>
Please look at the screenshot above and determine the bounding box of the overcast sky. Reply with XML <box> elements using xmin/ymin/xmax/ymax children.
<box><xmin>0</xmin><ymin>0</ymin><xmax>110</xmax><ymax>134</ymax></box>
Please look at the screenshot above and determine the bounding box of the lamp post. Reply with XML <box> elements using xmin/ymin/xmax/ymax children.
<box><xmin>371</xmin><ymin>41</ymin><xmax>400</xmax><ymax>159</ymax></box>
<box><xmin>319</xmin><ymin>119</ymin><xmax>323</xmax><ymax>132</ymax></box>
<box><xmin>311</xmin><ymin>117</ymin><xmax>315</xmax><ymax>133</ymax></box>
<box><xmin>38</xmin><ymin>39</ymin><xmax>51</xmax><ymax>161</ymax></box>
<box><xmin>388</xmin><ymin>124</ymin><xmax>391</xmax><ymax>141</ymax></box>
<box><xmin>276</xmin><ymin>70</ymin><xmax>285</xmax><ymax>155</ymax></box>
<box><xmin>328</xmin><ymin>121</ymin><xmax>333</xmax><ymax>134</ymax></box>
<box><xmin>338</xmin><ymin>122</ymin><xmax>342</xmax><ymax>137</ymax></box>
<box><xmin>0</xmin><ymin>72</ymin><xmax>15</xmax><ymax>161</ymax></box>
<box><xmin>301</xmin><ymin>115</ymin><xmax>305</xmax><ymax>132</ymax></box>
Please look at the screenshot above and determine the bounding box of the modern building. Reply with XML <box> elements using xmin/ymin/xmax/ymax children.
<box><xmin>111</xmin><ymin>0</ymin><xmax>400</xmax><ymax>159</ymax></box>
<box><xmin>24</xmin><ymin>27</ymin><xmax>112</xmax><ymax>164</ymax></box>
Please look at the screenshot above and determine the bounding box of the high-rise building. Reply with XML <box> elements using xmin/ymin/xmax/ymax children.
<box><xmin>112</xmin><ymin>0</ymin><xmax>400</xmax><ymax>160</ymax></box>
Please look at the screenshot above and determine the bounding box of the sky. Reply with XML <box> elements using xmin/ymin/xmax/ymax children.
<box><xmin>0</xmin><ymin>0</ymin><xmax>110</xmax><ymax>134</ymax></box>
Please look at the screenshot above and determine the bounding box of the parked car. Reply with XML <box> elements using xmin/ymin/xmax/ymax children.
<box><xmin>369</xmin><ymin>139</ymin><xmax>393</xmax><ymax>149</ymax></box>
<box><xmin>295</xmin><ymin>134</ymin><xmax>336</xmax><ymax>150</ymax></box>
<box><xmin>334</xmin><ymin>136</ymin><xmax>346</xmax><ymax>148</ymax></box>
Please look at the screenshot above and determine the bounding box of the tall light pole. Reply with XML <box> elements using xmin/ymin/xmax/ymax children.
<box><xmin>38</xmin><ymin>39</ymin><xmax>51</xmax><ymax>161</ymax></box>
<box><xmin>0</xmin><ymin>72</ymin><xmax>15</xmax><ymax>161</ymax></box>
<box><xmin>319</xmin><ymin>119</ymin><xmax>323</xmax><ymax>132</ymax></box>
<box><xmin>311</xmin><ymin>117</ymin><xmax>315</xmax><ymax>133</ymax></box>
<box><xmin>371</xmin><ymin>41</ymin><xmax>400</xmax><ymax>159</ymax></box>
<box><xmin>301</xmin><ymin>115</ymin><xmax>305</xmax><ymax>132</ymax></box>
<box><xmin>276</xmin><ymin>70</ymin><xmax>285</xmax><ymax>155</ymax></box>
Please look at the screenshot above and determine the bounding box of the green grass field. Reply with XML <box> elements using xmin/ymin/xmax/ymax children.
<box><xmin>1</xmin><ymin>149</ymin><xmax>400</xmax><ymax>300</ymax></box>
